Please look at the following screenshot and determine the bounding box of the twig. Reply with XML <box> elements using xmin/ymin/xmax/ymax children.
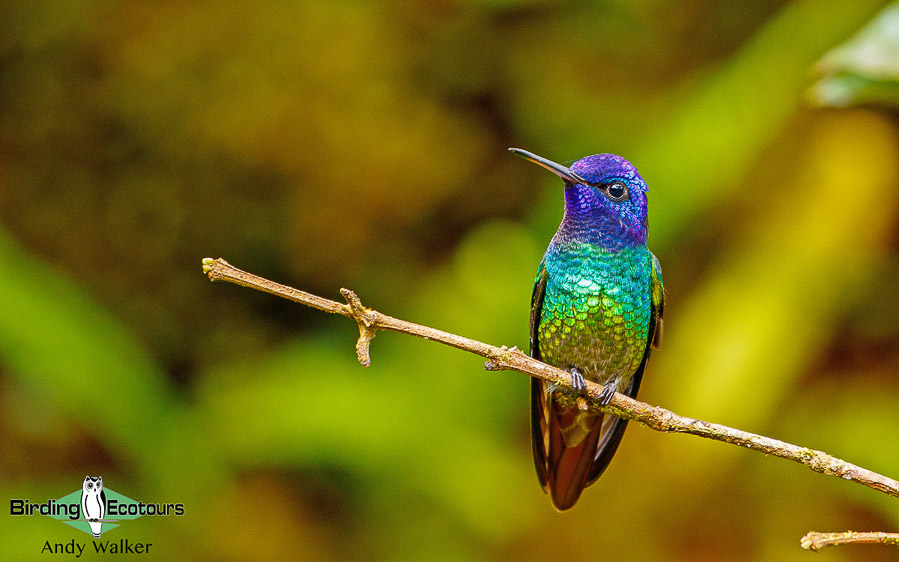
<box><xmin>201</xmin><ymin>257</ymin><xmax>899</xmax><ymax>547</ymax></box>
<box><xmin>801</xmin><ymin>531</ymin><xmax>899</xmax><ymax>551</ymax></box>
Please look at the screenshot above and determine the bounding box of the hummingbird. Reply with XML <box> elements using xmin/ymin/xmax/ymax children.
<box><xmin>511</xmin><ymin>148</ymin><xmax>664</xmax><ymax>511</ymax></box>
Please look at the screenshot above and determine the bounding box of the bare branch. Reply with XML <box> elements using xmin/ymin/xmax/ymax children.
<box><xmin>801</xmin><ymin>531</ymin><xmax>899</xmax><ymax>551</ymax></box>
<box><xmin>202</xmin><ymin>257</ymin><xmax>899</xmax><ymax>548</ymax></box>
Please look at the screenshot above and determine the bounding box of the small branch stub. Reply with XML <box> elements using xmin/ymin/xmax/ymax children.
<box><xmin>341</xmin><ymin>288</ymin><xmax>377</xmax><ymax>367</ymax></box>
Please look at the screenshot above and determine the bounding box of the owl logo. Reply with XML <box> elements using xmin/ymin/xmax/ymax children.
<box><xmin>80</xmin><ymin>476</ymin><xmax>106</xmax><ymax>539</ymax></box>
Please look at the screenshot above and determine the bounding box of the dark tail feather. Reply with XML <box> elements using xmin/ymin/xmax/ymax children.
<box><xmin>546</xmin><ymin>398</ymin><xmax>603</xmax><ymax>510</ymax></box>
<box><xmin>587</xmin><ymin>414</ymin><xmax>629</xmax><ymax>485</ymax></box>
<box><xmin>530</xmin><ymin>377</ymin><xmax>549</xmax><ymax>490</ymax></box>
<box><xmin>531</xmin><ymin>378</ymin><xmax>605</xmax><ymax>511</ymax></box>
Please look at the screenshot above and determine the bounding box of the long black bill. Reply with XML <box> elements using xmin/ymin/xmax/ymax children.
<box><xmin>509</xmin><ymin>148</ymin><xmax>587</xmax><ymax>185</ymax></box>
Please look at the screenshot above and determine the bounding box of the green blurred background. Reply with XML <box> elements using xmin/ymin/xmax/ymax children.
<box><xmin>2</xmin><ymin>1</ymin><xmax>899</xmax><ymax>560</ymax></box>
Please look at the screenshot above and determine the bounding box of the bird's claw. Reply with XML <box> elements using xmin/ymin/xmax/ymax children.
<box><xmin>569</xmin><ymin>368</ymin><xmax>588</xmax><ymax>397</ymax></box>
<box><xmin>598</xmin><ymin>379</ymin><xmax>617</xmax><ymax>406</ymax></box>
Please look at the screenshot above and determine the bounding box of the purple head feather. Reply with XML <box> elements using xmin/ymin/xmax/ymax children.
<box><xmin>509</xmin><ymin>148</ymin><xmax>649</xmax><ymax>250</ymax></box>
<box><xmin>561</xmin><ymin>153</ymin><xmax>648</xmax><ymax>250</ymax></box>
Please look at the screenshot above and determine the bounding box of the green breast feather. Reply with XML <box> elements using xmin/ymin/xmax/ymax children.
<box><xmin>536</xmin><ymin>243</ymin><xmax>655</xmax><ymax>388</ymax></box>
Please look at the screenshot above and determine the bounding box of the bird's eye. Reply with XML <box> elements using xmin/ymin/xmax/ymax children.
<box><xmin>604</xmin><ymin>181</ymin><xmax>629</xmax><ymax>202</ymax></box>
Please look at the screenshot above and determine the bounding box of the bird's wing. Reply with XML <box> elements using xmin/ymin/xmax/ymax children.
<box><xmin>528</xmin><ymin>258</ymin><xmax>547</xmax><ymax>361</ymax></box>
<box><xmin>650</xmin><ymin>252</ymin><xmax>665</xmax><ymax>350</ymax></box>
<box><xmin>528</xmin><ymin>262</ymin><xmax>550</xmax><ymax>489</ymax></box>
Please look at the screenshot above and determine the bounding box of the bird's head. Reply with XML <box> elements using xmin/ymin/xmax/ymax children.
<box><xmin>510</xmin><ymin>148</ymin><xmax>648</xmax><ymax>250</ymax></box>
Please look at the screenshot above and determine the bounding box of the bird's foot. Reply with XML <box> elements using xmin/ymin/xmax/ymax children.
<box><xmin>568</xmin><ymin>367</ymin><xmax>587</xmax><ymax>397</ymax></box>
<box><xmin>598</xmin><ymin>379</ymin><xmax>617</xmax><ymax>406</ymax></box>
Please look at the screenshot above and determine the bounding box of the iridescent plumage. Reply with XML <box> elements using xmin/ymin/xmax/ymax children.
<box><xmin>512</xmin><ymin>148</ymin><xmax>664</xmax><ymax>511</ymax></box>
